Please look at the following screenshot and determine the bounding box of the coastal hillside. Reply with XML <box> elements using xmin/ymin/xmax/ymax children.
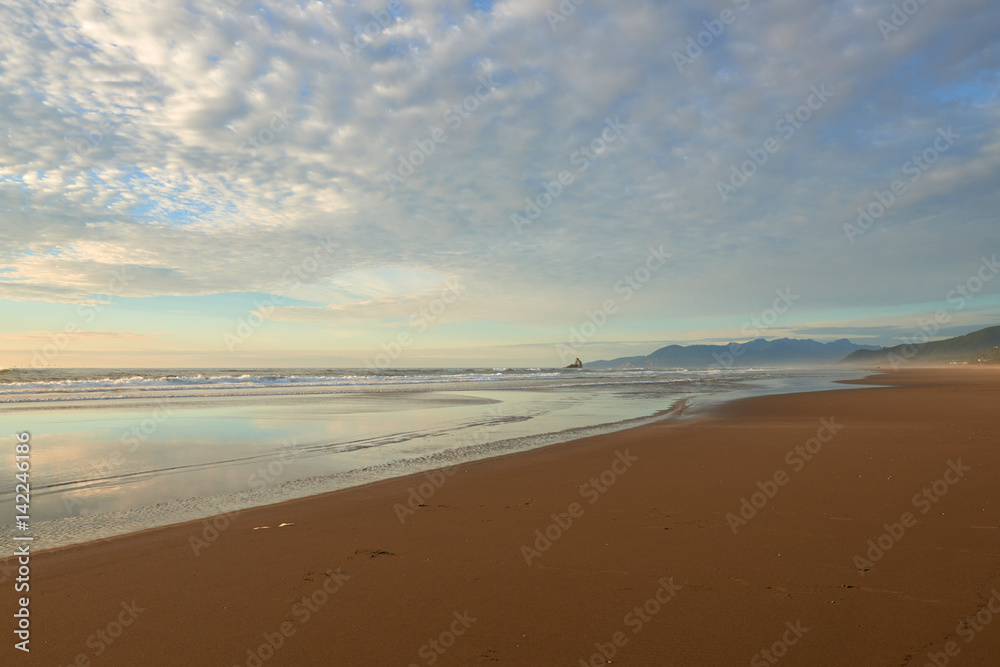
<box><xmin>840</xmin><ymin>325</ymin><xmax>1000</xmax><ymax>366</ymax></box>
<box><xmin>588</xmin><ymin>338</ymin><xmax>879</xmax><ymax>369</ymax></box>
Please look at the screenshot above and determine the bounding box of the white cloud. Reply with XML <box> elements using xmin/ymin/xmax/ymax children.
<box><xmin>0</xmin><ymin>0</ymin><xmax>997</xmax><ymax>340</ymax></box>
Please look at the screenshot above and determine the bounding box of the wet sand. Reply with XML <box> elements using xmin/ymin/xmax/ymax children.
<box><xmin>3</xmin><ymin>368</ymin><xmax>999</xmax><ymax>666</ymax></box>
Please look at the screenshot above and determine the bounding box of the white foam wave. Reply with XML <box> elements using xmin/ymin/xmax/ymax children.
<box><xmin>0</xmin><ymin>370</ymin><xmax>572</xmax><ymax>400</ymax></box>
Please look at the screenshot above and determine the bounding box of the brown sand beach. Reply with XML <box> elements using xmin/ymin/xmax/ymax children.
<box><xmin>3</xmin><ymin>368</ymin><xmax>1000</xmax><ymax>666</ymax></box>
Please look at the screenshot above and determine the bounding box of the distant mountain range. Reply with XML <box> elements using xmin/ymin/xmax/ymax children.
<box><xmin>588</xmin><ymin>338</ymin><xmax>881</xmax><ymax>370</ymax></box>
<box><xmin>840</xmin><ymin>325</ymin><xmax>1000</xmax><ymax>366</ymax></box>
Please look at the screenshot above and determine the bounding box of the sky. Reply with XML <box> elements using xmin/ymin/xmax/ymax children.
<box><xmin>1</xmin><ymin>0</ymin><xmax>998</xmax><ymax>368</ymax></box>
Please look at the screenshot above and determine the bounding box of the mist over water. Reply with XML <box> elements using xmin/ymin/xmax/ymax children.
<box><xmin>0</xmin><ymin>367</ymin><xmax>865</xmax><ymax>554</ymax></box>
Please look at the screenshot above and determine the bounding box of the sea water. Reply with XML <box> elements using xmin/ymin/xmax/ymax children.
<box><xmin>0</xmin><ymin>366</ymin><xmax>865</xmax><ymax>555</ymax></box>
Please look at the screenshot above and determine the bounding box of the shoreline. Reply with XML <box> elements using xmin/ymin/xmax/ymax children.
<box><xmin>0</xmin><ymin>370</ymin><xmax>858</xmax><ymax>558</ymax></box>
<box><xmin>4</xmin><ymin>368</ymin><xmax>1000</xmax><ymax>665</ymax></box>
<box><xmin>0</xmin><ymin>401</ymin><xmax>688</xmax><ymax>559</ymax></box>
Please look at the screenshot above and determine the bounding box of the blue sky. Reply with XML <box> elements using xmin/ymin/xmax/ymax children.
<box><xmin>1</xmin><ymin>0</ymin><xmax>998</xmax><ymax>367</ymax></box>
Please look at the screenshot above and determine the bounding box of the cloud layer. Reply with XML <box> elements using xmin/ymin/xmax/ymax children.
<box><xmin>1</xmin><ymin>0</ymin><xmax>998</xmax><ymax>362</ymax></box>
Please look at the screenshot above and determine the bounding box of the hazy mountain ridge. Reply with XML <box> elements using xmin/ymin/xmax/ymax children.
<box><xmin>588</xmin><ymin>338</ymin><xmax>881</xmax><ymax>369</ymax></box>
<box><xmin>840</xmin><ymin>325</ymin><xmax>1000</xmax><ymax>366</ymax></box>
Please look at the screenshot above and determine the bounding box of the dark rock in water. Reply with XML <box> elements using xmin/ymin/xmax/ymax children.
<box><xmin>565</xmin><ymin>358</ymin><xmax>583</xmax><ymax>369</ymax></box>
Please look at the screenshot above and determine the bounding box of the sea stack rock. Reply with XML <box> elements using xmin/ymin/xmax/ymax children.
<box><xmin>566</xmin><ymin>358</ymin><xmax>583</xmax><ymax>369</ymax></box>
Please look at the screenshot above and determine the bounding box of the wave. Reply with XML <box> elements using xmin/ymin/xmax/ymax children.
<box><xmin>0</xmin><ymin>370</ymin><xmax>576</xmax><ymax>398</ymax></box>
<box><xmin>0</xmin><ymin>367</ymin><xmax>764</xmax><ymax>404</ymax></box>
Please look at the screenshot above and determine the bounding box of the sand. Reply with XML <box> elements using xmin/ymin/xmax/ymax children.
<box><xmin>3</xmin><ymin>369</ymin><xmax>999</xmax><ymax>666</ymax></box>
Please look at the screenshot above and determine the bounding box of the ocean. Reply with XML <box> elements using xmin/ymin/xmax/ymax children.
<box><xmin>0</xmin><ymin>366</ymin><xmax>864</xmax><ymax>555</ymax></box>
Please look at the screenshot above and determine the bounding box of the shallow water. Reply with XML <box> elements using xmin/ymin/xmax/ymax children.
<box><xmin>0</xmin><ymin>367</ymin><xmax>868</xmax><ymax>555</ymax></box>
